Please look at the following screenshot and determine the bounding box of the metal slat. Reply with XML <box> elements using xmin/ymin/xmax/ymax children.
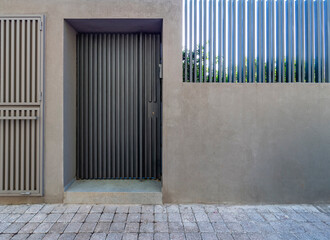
<box><xmin>184</xmin><ymin>0</ymin><xmax>188</xmax><ymax>82</ymax></box>
<box><xmin>76</xmin><ymin>33</ymin><xmax>161</xmax><ymax>179</ymax></box>
<box><xmin>0</xmin><ymin>16</ymin><xmax>45</xmax><ymax>196</ymax></box>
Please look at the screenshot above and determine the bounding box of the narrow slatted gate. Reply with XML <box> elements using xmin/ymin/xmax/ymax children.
<box><xmin>0</xmin><ymin>16</ymin><xmax>44</xmax><ymax>196</ymax></box>
<box><xmin>76</xmin><ymin>33</ymin><xmax>162</xmax><ymax>180</ymax></box>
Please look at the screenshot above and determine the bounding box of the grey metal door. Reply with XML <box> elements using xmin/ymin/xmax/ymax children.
<box><xmin>0</xmin><ymin>16</ymin><xmax>44</xmax><ymax>196</ymax></box>
<box><xmin>77</xmin><ymin>33</ymin><xmax>162</xmax><ymax>179</ymax></box>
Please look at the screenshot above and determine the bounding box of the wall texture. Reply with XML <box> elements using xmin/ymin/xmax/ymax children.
<box><xmin>63</xmin><ymin>22</ymin><xmax>77</xmax><ymax>189</ymax></box>
<box><xmin>1</xmin><ymin>0</ymin><xmax>330</xmax><ymax>204</ymax></box>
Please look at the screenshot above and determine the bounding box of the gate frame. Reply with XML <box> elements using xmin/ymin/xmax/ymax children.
<box><xmin>0</xmin><ymin>14</ymin><xmax>45</xmax><ymax>196</ymax></box>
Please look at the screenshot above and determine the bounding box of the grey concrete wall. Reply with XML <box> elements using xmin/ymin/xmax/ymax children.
<box><xmin>63</xmin><ymin>22</ymin><xmax>77</xmax><ymax>189</ymax></box>
<box><xmin>163</xmin><ymin>84</ymin><xmax>330</xmax><ymax>204</ymax></box>
<box><xmin>1</xmin><ymin>0</ymin><xmax>330</xmax><ymax>204</ymax></box>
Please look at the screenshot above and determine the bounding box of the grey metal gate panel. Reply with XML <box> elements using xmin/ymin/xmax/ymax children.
<box><xmin>0</xmin><ymin>16</ymin><xmax>44</xmax><ymax>196</ymax></box>
<box><xmin>77</xmin><ymin>33</ymin><xmax>161</xmax><ymax>179</ymax></box>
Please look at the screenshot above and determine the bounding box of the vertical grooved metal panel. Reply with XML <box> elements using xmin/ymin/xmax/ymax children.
<box><xmin>77</xmin><ymin>33</ymin><xmax>161</xmax><ymax>180</ymax></box>
<box><xmin>0</xmin><ymin>16</ymin><xmax>44</xmax><ymax>196</ymax></box>
<box><xmin>183</xmin><ymin>0</ymin><xmax>329</xmax><ymax>83</ymax></box>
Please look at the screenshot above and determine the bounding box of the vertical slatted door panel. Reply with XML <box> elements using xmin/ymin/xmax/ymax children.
<box><xmin>76</xmin><ymin>33</ymin><xmax>161</xmax><ymax>180</ymax></box>
<box><xmin>0</xmin><ymin>16</ymin><xmax>44</xmax><ymax>196</ymax></box>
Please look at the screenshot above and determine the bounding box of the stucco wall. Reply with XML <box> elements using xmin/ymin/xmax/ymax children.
<box><xmin>163</xmin><ymin>84</ymin><xmax>330</xmax><ymax>203</ymax></box>
<box><xmin>1</xmin><ymin>0</ymin><xmax>330</xmax><ymax>204</ymax></box>
<box><xmin>63</xmin><ymin>22</ymin><xmax>77</xmax><ymax>189</ymax></box>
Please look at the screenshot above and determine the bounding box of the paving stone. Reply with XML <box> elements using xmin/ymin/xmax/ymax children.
<box><xmin>127</xmin><ymin>213</ymin><xmax>140</xmax><ymax>223</ymax></box>
<box><xmin>183</xmin><ymin>222</ymin><xmax>199</xmax><ymax>232</ymax></box>
<box><xmin>79</xmin><ymin>222</ymin><xmax>97</xmax><ymax>233</ymax></box>
<box><xmin>197</xmin><ymin>222</ymin><xmax>214</xmax><ymax>232</ymax></box>
<box><xmin>91</xmin><ymin>205</ymin><xmax>105</xmax><ymax>214</ymax></box>
<box><xmin>10</xmin><ymin>233</ymin><xmax>30</xmax><ymax>240</ymax></box>
<box><xmin>225</xmin><ymin>222</ymin><xmax>243</xmax><ymax>233</ymax></box>
<box><xmin>43</xmin><ymin>233</ymin><xmax>60</xmax><ymax>240</ymax></box>
<box><xmin>244</xmin><ymin>211</ymin><xmax>265</xmax><ymax>222</ymax></box>
<box><xmin>4</xmin><ymin>214</ymin><xmax>21</xmax><ymax>222</ymax></box>
<box><xmin>91</xmin><ymin>233</ymin><xmax>107</xmax><ymax>240</ymax></box>
<box><xmin>49</xmin><ymin>222</ymin><xmax>68</xmax><ymax>234</ymax></box>
<box><xmin>231</xmin><ymin>233</ymin><xmax>250</xmax><ymax>240</ymax></box>
<box><xmin>51</xmin><ymin>205</ymin><xmax>67</xmax><ymax>214</ymax></box>
<box><xmin>140</xmin><ymin>223</ymin><xmax>153</xmax><ymax>233</ymax></box>
<box><xmin>168</xmin><ymin>213</ymin><xmax>181</xmax><ymax>222</ymax></box>
<box><xmin>116</xmin><ymin>206</ymin><xmax>129</xmax><ymax>213</ymax></box>
<box><xmin>71</xmin><ymin>213</ymin><xmax>88</xmax><ymax>223</ymax></box>
<box><xmin>107</xmin><ymin>233</ymin><xmax>123</xmax><ymax>240</ymax></box>
<box><xmin>141</xmin><ymin>213</ymin><xmax>154</xmax><ymax>222</ymax></box>
<box><xmin>33</xmin><ymin>222</ymin><xmax>54</xmax><ymax>233</ymax></box>
<box><xmin>169</xmin><ymin>222</ymin><xmax>184</xmax><ymax>232</ymax></box>
<box><xmin>194</xmin><ymin>213</ymin><xmax>209</xmax><ymax>222</ymax></box>
<box><xmin>57</xmin><ymin>213</ymin><xmax>75</xmax><ymax>223</ymax></box>
<box><xmin>155</xmin><ymin>222</ymin><xmax>169</xmax><ymax>232</ymax></box>
<box><xmin>13</xmin><ymin>206</ymin><xmax>29</xmax><ymax>214</ymax></box>
<box><xmin>129</xmin><ymin>206</ymin><xmax>141</xmax><ymax>213</ymax></box>
<box><xmin>109</xmin><ymin>223</ymin><xmax>126</xmax><ymax>232</ymax></box>
<box><xmin>26</xmin><ymin>233</ymin><xmax>45</xmax><ymax>240</ymax></box>
<box><xmin>65</xmin><ymin>222</ymin><xmax>82</xmax><ymax>233</ymax></box>
<box><xmin>138</xmin><ymin>233</ymin><xmax>153</xmax><ymax>240</ymax></box>
<box><xmin>29</xmin><ymin>213</ymin><xmax>47</xmax><ymax>222</ymax></box>
<box><xmin>3</xmin><ymin>222</ymin><xmax>25</xmax><ymax>234</ymax></box>
<box><xmin>141</xmin><ymin>206</ymin><xmax>154</xmax><ymax>213</ymax></box>
<box><xmin>99</xmin><ymin>213</ymin><xmax>114</xmax><ymax>222</ymax></box>
<box><xmin>207</xmin><ymin>213</ymin><xmax>222</xmax><ymax>223</ymax></box>
<box><xmin>179</xmin><ymin>205</ymin><xmax>192</xmax><ymax>213</ymax></box>
<box><xmin>204</xmin><ymin>206</ymin><xmax>217</xmax><ymax>214</ymax></box>
<box><xmin>0</xmin><ymin>213</ymin><xmax>9</xmax><ymax>221</ymax></box>
<box><xmin>167</xmin><ymin>205</ymin><xmax>180</xmax><ymax>213</ymax></box>
<box><xmin>260</xmin><ymin>213</ymin><xmax>277</xmax><ymax>222</ymax></box>
<box><xmin>104</xmin><ymin>206</ymin><xmax>117</xmax><ymax>213</ymax></box>
<box><xmin>64</xmin><ymin>205</ymin><xmax>80</xmax><ymax>214</ymax></box>
<box><xmin>94</xmin><ymin>222</ymin><xmax>110</xmax><ymax>233</ymax></box>
<box><xmin>181</xmin><ymin>213</ymin><xmax>196</xmax><ymax>223</ymax></box>
<box><xmin>0</xmin><ymin>234</ymin><xmax>13</xmax><ymax>240</ymax></box>
<box><xmin>1</xmin><ymin>206</ymin><xmax>17</xmax><ymax>214</ymax></box>
<box><xmin>85</xmin><ymin>213</ymin><xmax>101</xmax><ymax>222</ymax></box>
<box><xmin>26</xmin><ymin>205</ymin><xmax>44</xmax><ymax>214</ymax></box>
<box><xmin>216</xmin><ymin>233</ymin><xmax>234</xmax><ymax>240</ymax></box>
<box><xmin>155</xmin><ymin>205</ymin><xmax>167</xmax><ymax>213</ymax></box>
<box><xmin>185</xmin><ymin>232</ymin><xmax>201</xmax><ymax>240</ymax></box>
<box><xmin>170</xmin><ymin>232</ymin><xmax>186</xmax><ymax>240</ymax></box>
<box><xmin>58</xmin><ymin>233</ymin><xmax>76</xmax><ymax>240</ymax></box>
<box><xmin>201</xmin><ymin>232</ymin><xmax>217</xmax><ymax>240</ymax></box>
<box><xmin>19</xmin><ymin>222</ymin><xmax>40</xmax><ymax>233</ymax></box>
<box><xmin>155</xmin><ymin>213</ymin><xmax>167</xmax><ymax>222</ymax></box>
<box><xmin>77</xmin><ymin>205</ymin><xmax>92</xmax><ymax>214</ymax></box>
<box><xmin>191</xmin><ymin>206</ymin><xmax>205</xmax><ymax>213</ymax></box>
<box><xmin>122</xmin><ymin>233</ymin><xmax>138</xmax><ymax>240</ymax></box>
<box><xmin>113</xmin><ymin>213</ymin><xmax>127</xmax><ymax>222</ymax></box>
<box><xmin>273</xmin><ymin>212</ymin><xmax>290</xmax><ymax>221</ymax></box>
<box><xmin>44</xmin><ymin>214</ymin><xmax>61</xmax><ymax>223</ymax></box>
<box><xmin>220</xmin><ymin>213</ymin><xmax>238</xmax><ymax>223</ymax></box>
<box><xmin>154</xmin><ymin>232</ymin><xmax>170</xmax><ymax>240</ymax></box>
<box><xmin>74</xmin><ymin>233</ymin><xmax>91</xmax><ymax>240</ymax></box>
<box><xmin>212</xmin><ymin>222</ymin><xmax>230</xmax><ymax>233</ymax></box>
<box><xmin>125</xmin><ymin>223</ymin><xmax>139</xmax><ymax>233</ymax></box>
<box><xmin>40</xmin><ymin>205</ymin><xmax>56</xmax><ymax>214</ymax></box>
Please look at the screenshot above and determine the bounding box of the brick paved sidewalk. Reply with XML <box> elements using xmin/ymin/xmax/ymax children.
<box><xmin>0</xmin><ymin>204</ymin><xmax>329</xmax><ymax>240</ymax></box>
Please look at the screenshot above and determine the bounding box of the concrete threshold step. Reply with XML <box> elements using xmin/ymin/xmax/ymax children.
<box><xmin>64</xmin><ymin>179</ymin><xmax>162</xmax><ymax>204</ymax></box>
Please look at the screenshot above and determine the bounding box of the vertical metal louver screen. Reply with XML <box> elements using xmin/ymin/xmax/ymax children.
<box><xmin>183</xmin><ymin>0</ymin><xmax>330</xmax><ymax>83</ymax></box>
<box><xmin>0</xmin><ymin>16</ymin><xmax>44</xmax><ymax>196</ymax></box>
<box><xmin>77</xmin><ymin>33</ymin><xmax>162</xmax><ymax>180</ymax></box>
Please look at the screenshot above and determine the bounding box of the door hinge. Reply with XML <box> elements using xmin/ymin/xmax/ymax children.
<box><xmin>39</xmin><ymin>92</ymin><xmax>43</xmax><ymax>101</ymax></box>
<box><xmin>159</xmin><ymin>64</ymin><xmax>163</xmax><ymax>79</ymax></box>
<box><xmin>40</xmin><ymin>21</ymin><xmax>43</xmax><ymax>31</ymax></box>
